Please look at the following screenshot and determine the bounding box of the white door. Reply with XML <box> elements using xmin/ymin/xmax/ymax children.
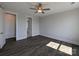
<box><xmin>0</xmin><ymin>8</ymin><xmax>5</xmax><ymax>48</ymax></box>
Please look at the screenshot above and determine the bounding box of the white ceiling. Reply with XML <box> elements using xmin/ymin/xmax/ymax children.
<box><xmin>1</xmin><ymin>2</ymin><xmax>79</xmax><ymax>17</ymax></box>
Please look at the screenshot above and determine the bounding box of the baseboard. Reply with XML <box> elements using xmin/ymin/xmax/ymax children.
<box><xmin>16</xmin><ymin>35</ymin><xmax>40</xmax><ymax>41</ymax></box>
<box><xmin>6</xmin><ymin>37</ymin><xmax>16</xmax><ymax>39</ymax></box>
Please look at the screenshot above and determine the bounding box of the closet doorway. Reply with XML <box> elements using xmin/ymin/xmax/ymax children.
<box><xmin>4</xmin><ymin>13</ymin><xmax>16</xmax><ymax>41</ymax></box>
<box><xmin>27</xmin><ymin>17</ymin><xmax>32</xmax><ymax>38</ymax></box>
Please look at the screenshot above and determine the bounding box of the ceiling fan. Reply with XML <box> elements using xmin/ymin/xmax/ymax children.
<box><xmin>30</xmin><ymin>3</ymin><xmax>50</xmax><ymax>14</ymax></box>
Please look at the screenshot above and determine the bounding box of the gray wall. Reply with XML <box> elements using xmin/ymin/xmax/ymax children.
<box><xmin>39</xmin><ymin>8</ymin><xmax>79</xmax><ymax>45</ymax></box>
<box><xmin>16</xmin><ymin>13</ymin><xmax>39</xmax><ymax>40</ymax></box>
<box><xmin>16</xmin><ymin>14</ymin><xmax>27</xmax><ymax>40</ymax></box>
<box><xmin>32</xmin><ymin>16</ymin><xmax>39</xmax><ymax>36</ymax></box>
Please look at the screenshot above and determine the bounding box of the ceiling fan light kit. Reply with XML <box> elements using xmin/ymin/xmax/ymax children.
<box><xmin>37</xmin><ymin>10</ymin><xmax>42</xmax><ymax>13</ymax></box>
<box><xmin>30</xmin><ymin>3</ymin><xmax>50</xmax><ymax>14</ymax></box>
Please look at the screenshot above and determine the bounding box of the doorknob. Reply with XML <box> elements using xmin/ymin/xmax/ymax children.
<box><xmin>0</xmin><ymin>32</ymin><xmax>3</xmax><ymax>34</ymax></box>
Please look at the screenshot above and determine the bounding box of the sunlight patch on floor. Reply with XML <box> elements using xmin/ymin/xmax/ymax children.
<box><xmin>58</xmin><ymin>44</ymin><xmax>72</xmax><ymax>55</ymax></box>
<box><xmin>46</xmin><ymin>41</ymin><xmax>60</xmax><ymax>49</ymax></box>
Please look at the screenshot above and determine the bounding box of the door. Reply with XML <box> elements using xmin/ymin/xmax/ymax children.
<box><xmin>0</xmin><ymin>8</ymin><xmax>5</xmax><ymax>48</ymax></box>
<box><xmin>27</xmin><ymin>17</ymin><xmax>32</xmax><ymax>38</ymax></box>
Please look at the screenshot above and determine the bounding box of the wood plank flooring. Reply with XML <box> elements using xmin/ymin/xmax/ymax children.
<box><xmin>0</xmin><ymin>35</ymin><xmax>79</xmax><ymax>56</ymax></box>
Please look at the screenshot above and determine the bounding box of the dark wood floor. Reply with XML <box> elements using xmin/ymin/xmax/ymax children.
<box><xmin>0</xmin><ymin>35</ymin><xmax>79</xmax><ymax>56</ymax></box>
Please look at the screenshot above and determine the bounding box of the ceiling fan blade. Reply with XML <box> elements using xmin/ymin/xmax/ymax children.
<box><xmin>43</xmin><ymin>8</ymin><xmax>50</xmax><ymax>10</ymax></box>
<box><xmin>42</xmin><ymin>11</ymin><xmax>45</xmax><ymax>14</ymax></box>
<box><xmin>71</xmin><ymin>2</ymin><xmax>75</xmax><ymax>4</ymax></box>
<box><xmin>30</xmin><ymin>8</ymin><xmax>36</xmax><ymax>10</ymax></box>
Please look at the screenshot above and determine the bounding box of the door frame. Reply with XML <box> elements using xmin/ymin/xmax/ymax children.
<box><xmin>4</xmin><ymin>11</ymin><xmax>17</xmax><ymax>40</ymax></box>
